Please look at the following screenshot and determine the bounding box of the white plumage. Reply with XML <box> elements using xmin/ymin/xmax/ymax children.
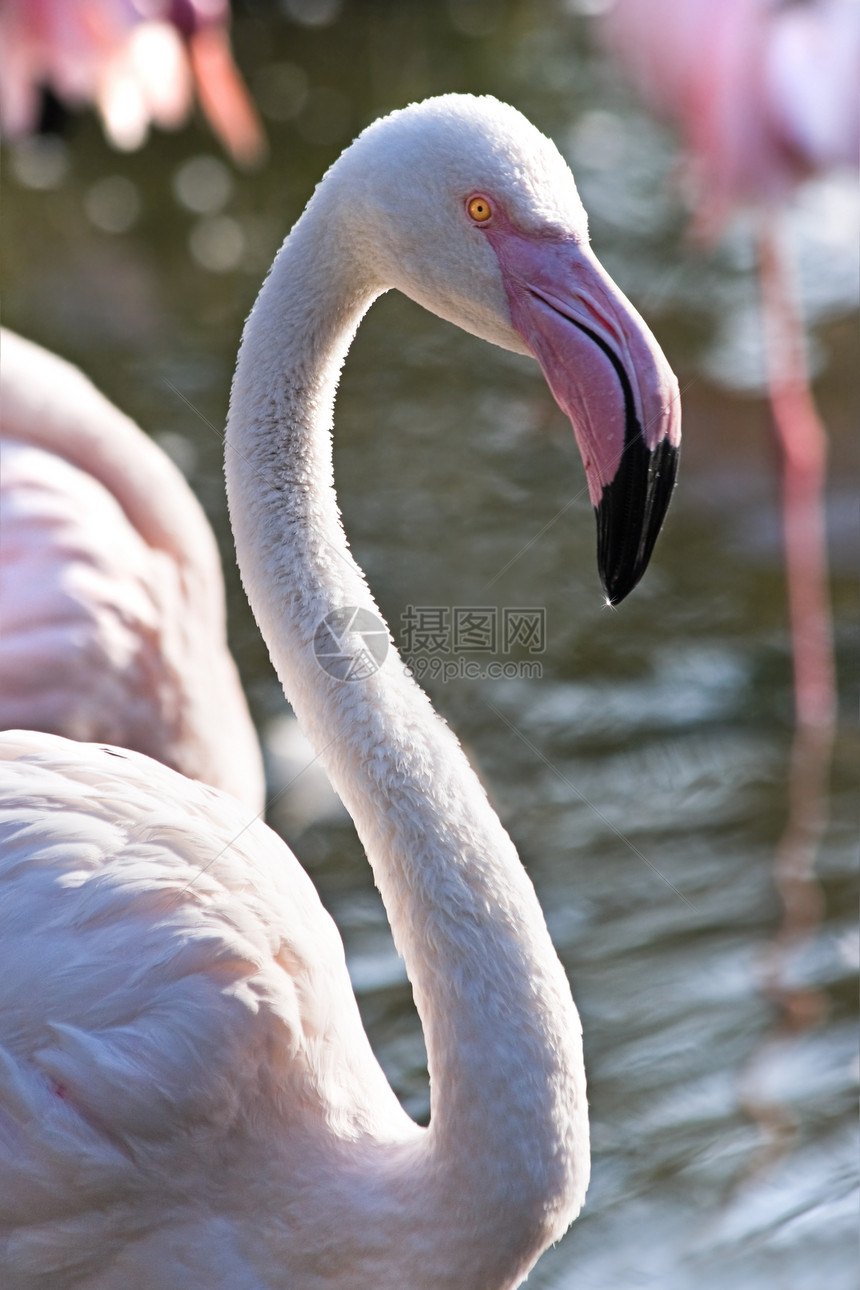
<box><xmin>0</xmin><ymin>732</ymin><xmax>388</xmax><ymax>1287</ymax></box>
<box><xmin>0</xmin><ymin>94</ymin><xmax>681</xmax><ymax>1287</ymax></box>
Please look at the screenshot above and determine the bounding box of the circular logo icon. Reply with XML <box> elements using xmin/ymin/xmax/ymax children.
<box><xmin>313</xmin><ymin>607</ymin><xmax>389</xmax><ymax>682</ymax></box>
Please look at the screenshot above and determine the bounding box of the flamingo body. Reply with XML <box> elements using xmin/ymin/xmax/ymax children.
<box><xmin>602</xmin><ymin>0</ymin><xmax>860</xmax><ymax>235</ymax></box>
<box><xmin>0</xmin><ymin>731</ymin><xmax>403</xmax><ymax>1289</ymax></box>
<box><xmin>0</xmin><ymin>95</ymin><xmax>681</xmax><ymax>1287</ymax></box>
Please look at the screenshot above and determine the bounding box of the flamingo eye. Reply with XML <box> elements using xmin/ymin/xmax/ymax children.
<box><xmin>467</xmin><ymin>196</ymin><xmax>492</xmax><ymax>223</ymax></box>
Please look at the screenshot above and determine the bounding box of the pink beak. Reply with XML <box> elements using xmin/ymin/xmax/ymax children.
<box><xmin>487</xmin><ymin>224</ymin><xmax>681</xmax><ymax>603</ymax></box>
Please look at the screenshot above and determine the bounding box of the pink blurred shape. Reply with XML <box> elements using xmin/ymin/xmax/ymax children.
<box><xmin>602</xmin><ymin>0</ymin><xmax>859</xmax><ymax>237</ymax></box>
<box><xmin>0</xmin><ymin>0</ymin><xmax>265</xmax><ymax>166</ymax></box>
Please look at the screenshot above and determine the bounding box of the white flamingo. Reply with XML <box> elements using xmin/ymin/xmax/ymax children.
<box><xmin>0</xmin><ymin>94</ymin><xmax>680</xmax><ymax>1289</ymax></box>
<box><xmin>0</xmin><ymin>329</ymin><xmax>265</xmax><ymax>812</ymax></box>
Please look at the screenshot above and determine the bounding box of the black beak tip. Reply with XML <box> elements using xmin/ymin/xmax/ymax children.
<box><xmin>600</xmin><ymin>565</ymin><xmax>640</xmax><ymax>609</ymax></box>
<box><xmin>595</xmin><ymin>437</ymin><xmax>679</xmax><ymax>605</ymax></box>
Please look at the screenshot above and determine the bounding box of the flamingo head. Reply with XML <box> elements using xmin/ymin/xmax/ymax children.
<box><xmin>325</xmin><ymin>94</ymin><xmax>682</xmax><ymax>603</ymax></box>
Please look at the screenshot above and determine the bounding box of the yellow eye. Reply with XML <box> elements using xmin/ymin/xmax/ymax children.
<box><xmin>467</xmin><ymin>196</ymin><xmax>492</xmax><ymax>223</ymax></box>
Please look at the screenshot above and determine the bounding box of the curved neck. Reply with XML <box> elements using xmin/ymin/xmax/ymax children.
<box><xmin>0</xmin><ymin>330</ymin><xmax>221</xmax><ymax>583</ymax></box>
<box><xmin>225</xmin><ymin>207</ymin><xmax>588</xmax><ymax>1287</ymax></box>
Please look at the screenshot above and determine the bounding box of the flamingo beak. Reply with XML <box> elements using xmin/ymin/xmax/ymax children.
<box><xmin>488</xmin><ymin>229</ymin><xmax>681</xmax><ymax>604</ymax></box>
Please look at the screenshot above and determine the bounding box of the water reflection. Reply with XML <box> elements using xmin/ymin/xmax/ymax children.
<box><xmin>1</xmin><ymin>2</ymin><xmax>856</xmax><ymax>1287</ymax></box>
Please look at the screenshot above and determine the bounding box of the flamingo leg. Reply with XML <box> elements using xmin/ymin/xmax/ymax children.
<box><xmin>757</xmin><ymin>215</ymin><xmax>836</xmax><ymax>735</ymax></box>
<box><xmin>737</xmin><ymin>214</ymin><xmax>837</xmax><ymax>1176</ymax></box>
<box><xmin>756</xmin><ymin>213</ymin><xmax>835</xmax><ymax>974</ymax></box>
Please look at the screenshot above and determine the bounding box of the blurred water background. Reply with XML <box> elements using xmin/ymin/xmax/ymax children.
<box><xmin>1</xmin><ymin>2</ymin><xmax>857</xmax><ymax>1286</ymax></box>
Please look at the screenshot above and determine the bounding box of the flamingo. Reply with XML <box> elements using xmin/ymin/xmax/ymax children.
<box><xmin>0</xmin><ymin>95</ymin><xmax>680</xmax><ymax>1288</ymax></box>
<box><xmin>600</xmin><ymin>0</ymin><xmax>858</xmax><ymax>733</ymax></box>
<box><xmin>0</xmin><ymin>328</ymin><xmax>265</xmax><ymax>813</ymax></box>
<box><xmin>0</xmin><ymin>0</ymin><xmax>265</xmax><ymax>166</ymax></box>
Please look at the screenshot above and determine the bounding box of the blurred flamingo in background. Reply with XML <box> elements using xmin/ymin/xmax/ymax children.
<box><xmin>601</xmin><ymin>0</ymin><xmax>859</xmax><ymax>1166</ymax></box>
<box><xmin>600</xmin><ymin>0</ymin><xmax>857</xmax><ymax>729</ymax></box>
<box><xmin>0</xmin><ymin>329</ymin><xmax>266</xmax><ymax>813</ymax></box>
<box><xmin>601</xmin><ymin>0</ymin><xmax>859</xmax><ymax>242</ymax></box>
<box><xmin>0</xmin><ymin>0</ymin><xmax>265</xmax><ymax>166</ymax></box>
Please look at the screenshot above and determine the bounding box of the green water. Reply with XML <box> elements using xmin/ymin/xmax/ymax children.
<box><xmin>2</xmin><ymin>2</ymin><xmax>857</xmax><ymax>1286</ymax></box>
